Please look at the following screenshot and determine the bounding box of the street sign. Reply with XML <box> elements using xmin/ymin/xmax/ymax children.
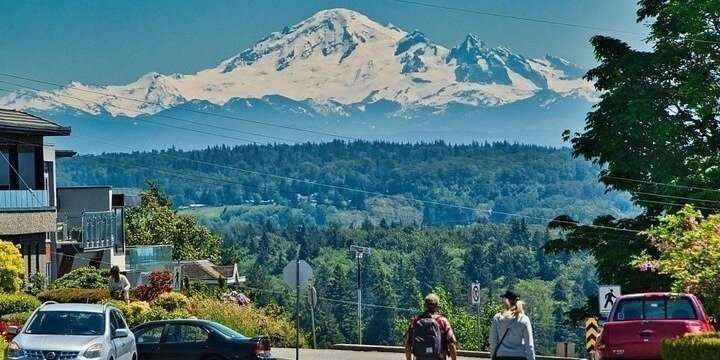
<box><xmin>172</xmin><ymin>264</ymin><xmax>183</xmax><ymax>290</ymax></box>
<box><xmin>471</xmin><ymin>282</ymin><xmax>481</xmax><ymax>305</ymax></box>
<box><xmin>585</xmin><ymin>318</ymin><xmax>599</xmax><ymax>353</ymax></box>
<box><xmin>599</xmin><ymin>285</ymin><xmax>621</xmax><ymax>316</ymax></box>
<box><xmin>283</xmin><ymin>260</ymin><xmax>313</xmax><ymax>289</ymax></box>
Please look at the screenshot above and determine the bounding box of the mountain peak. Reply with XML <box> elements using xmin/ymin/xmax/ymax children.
<box><xmin>220</xmin><ymin>8</ymin><xmax>400</xmax><ymax>73</ymax></box>
<box><xmin>448</xmin><ymin>34</ymin><xmax>487</xmax><ymax>64</ymax></box>
<box><xmin>309</xmin><ymin>8</ymin><xmax>363</xmax><ymax>22</ymax></box>
<box><xmin>395</xmin><ymin>29</ymin><xmax>431</xmax><ymax>55</ymax></box>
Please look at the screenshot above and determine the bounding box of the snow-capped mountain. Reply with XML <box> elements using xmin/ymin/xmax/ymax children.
<box><xmin>0</xmin><ymin>8</ymin><xmax>596</xmax><ymax>153</ymax></box>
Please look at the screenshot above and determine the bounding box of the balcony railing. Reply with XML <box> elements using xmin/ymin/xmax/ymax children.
<box><xmin>0</xmin><ymin>190</ymin><xmax>49</xmax><ymax>209</ymax></box>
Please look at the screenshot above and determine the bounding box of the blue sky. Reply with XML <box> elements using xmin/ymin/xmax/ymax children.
<box><xmin>0</xmin><ymin>0</ymin><xmax>650</xmax><ymax>87</ymax></box>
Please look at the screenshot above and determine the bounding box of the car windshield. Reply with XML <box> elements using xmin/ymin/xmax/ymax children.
<box><xmin>25</xmin><ymin>311</ymin><xmax>105</xmax><ymax>335</ymax></box>
<box><xmin>207</xmin><ymin>322</ymin><xmax>248</xmax><ymax>339</ymax></box>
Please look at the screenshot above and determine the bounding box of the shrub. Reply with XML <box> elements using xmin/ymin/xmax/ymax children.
<box><xmin>0</xmin><ymin>293</ymin><xmax>40</xmax><ymax>317</ymax></box>
<box><xmin>0</xmin><ymin>338</ymin><xmax>6</xmax><ymax>357</ymax></box>
<box><xmin>153</xmin><ymin>292</ymin><xmax>190</xmax><ymax>312</ymax></box>
<box><xmin>51</xmin><ymin>267</ymin><xmax>107</xmax><ymax>290</ymax></box>
<box><xmin>191</xmin><ymin>298</ymin><xmax>302</xmax><ymax>348</ymax></box>
<box><xmin>0</xmin><ymin>240</ymin><xmax>25</xmax><ymax>293</ymax></box>
<box><xmin>132</xmin><ymin>271</ymin><xmax>171</xmax><ymax>302</ymax></box>
<box><xmin>0</xmin><ymin>319</ymin><xmax>22</xmax><ymax>342</ymax></box>
<box><xmin>663</xmin><ymin>333</ymin><xmax>720</xmax><ymax>359</ymax></box>
<box><xmin>25</xmin><ymin>273</ymin><xmax>47</xmax><ymax>296</ymax></box>
<box><xmin>0</xmin><ymin>312</ymin><xmax>31</xmax><ymax>323</ymax></box>
<box><xmin>37</xmin><ymin>288</ymin><xmax>109</xmax><ymax>303</ymax></box>
<box><xmin>104</xmin><ymin>299</ymin><xmax>191</xmax><ymax>327</ymax></box>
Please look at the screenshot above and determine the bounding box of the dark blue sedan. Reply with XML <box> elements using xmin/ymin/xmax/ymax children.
<box><xmin>131</xmin><ymin>319</ymin><xmax>275</xmax><ymax>360</ymax></box>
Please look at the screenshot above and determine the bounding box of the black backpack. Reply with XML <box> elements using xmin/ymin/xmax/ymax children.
<box><xmin>411</xmin><ymin>313</ymin><xmax>443</xmax><ymax>360</ymax></box>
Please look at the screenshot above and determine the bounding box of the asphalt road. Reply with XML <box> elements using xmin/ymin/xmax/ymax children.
<box><xmin>273</xmin><ymin>348</ymin><xmax>480</xmax><ymax>360</ymax></box>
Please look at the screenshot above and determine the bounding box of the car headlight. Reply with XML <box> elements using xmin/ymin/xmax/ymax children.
<box><xmin>83</xmin><ymin>343</ymin><xmax>104</xmax><ymax>359</ymax></box>
<box><xmin>6</xmin><ymin>342</ymin><xmax>24</xmax><ymax>358</ymax></box>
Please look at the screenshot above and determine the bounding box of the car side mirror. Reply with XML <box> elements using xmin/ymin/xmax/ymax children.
<box><xmin>113</xmin><ymin>329</ymin><xmax>130</xmax><ymax>339</ymax></box>
<box><xmin>712</xmin><ymin>315</ymin><xmax>720</xmax><ymax>330</ymax></box>
<box><xmin>7</xmin><ymin>326</ymin><xmax>20</xmax><ymax>335</ymax></box>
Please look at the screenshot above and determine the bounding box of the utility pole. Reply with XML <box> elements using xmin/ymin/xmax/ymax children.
<box><xmin>349</xmin><ymin>245</ymin><xmax>371</xmax><ymax>345</ymax></box>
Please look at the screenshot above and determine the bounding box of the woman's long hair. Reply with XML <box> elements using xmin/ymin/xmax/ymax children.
<box><xmin>503</xmin><ymin>300</ymin><xmax>525</xmax><ymax>318</ymax></box>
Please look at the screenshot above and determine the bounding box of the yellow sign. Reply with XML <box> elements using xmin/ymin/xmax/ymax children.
<box><xmin>585</xmin><ymin>317</ymin><xmax>600</xmax><ymax>352</ymax></box>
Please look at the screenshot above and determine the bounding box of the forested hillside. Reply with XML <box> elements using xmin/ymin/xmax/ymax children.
<box><xmin>58</xmin><ymin>141</ymin><xmax>635</xmax><ymax>226</ymax></box>
<box><xmin>201</xmin><ymin>216</ymin><xmax>595</xmax><ymax>354</ymax></box>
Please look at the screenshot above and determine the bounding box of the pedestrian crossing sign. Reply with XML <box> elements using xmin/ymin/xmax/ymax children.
<box><xmin>599</xmin><ymin>285</ymin><xmax>621</xmax><ymax>316</ymax></box>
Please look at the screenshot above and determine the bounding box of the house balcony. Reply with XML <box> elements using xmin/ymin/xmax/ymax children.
<box><xmin>0</xmin><ymin>189</ymin><xmax>49</xmax><ymax>210</ymax></box>
<box><xmin>0</xmin><ymin>189</ymin><xmax>55</xmax><ymax>236</ymax></box>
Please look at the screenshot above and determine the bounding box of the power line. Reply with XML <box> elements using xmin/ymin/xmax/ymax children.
<box><xmin>0</xmin><ymin>72</ymin><xmax>358</xmax><ymax>141</ymax></box>
<box><xmin>4</xmin><ymin>75</ymin><xmax>720</xmax><ymax>200</ymax></box>
<box><xmin>386</xmin><ymin>0</ymin><xmax>644</xmax><ymax>35</ymax></box>
<box><xmin>603</xmin><ymin>175</ymin><xmax>720</xmax><ymax>194</ymax></box>
<box><xmin>0</xmin><ymin>80</ymin><xmax>296</xmax><ymax>144</ymax></box>
<box><xmin>385</xmin><ymin>0</ymin><xmax>720</xmax><ymax>46</ymax></box>
<box><xmin>0</xmin><ymin>103</ymin><xmax>646</xmax><ymax>236</ymax></box>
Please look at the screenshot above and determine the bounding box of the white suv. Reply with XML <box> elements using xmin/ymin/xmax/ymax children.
<box><xmin>6</xmin><ymin>302</ymin><xmax>136</xmax><ymax>360</ymax></box>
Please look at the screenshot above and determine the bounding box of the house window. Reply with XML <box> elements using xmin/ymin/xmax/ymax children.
<box><xmin>17</xmin><ymin>146</ymin><xmax>36</xmax><ymax>190</ymax></box>
<box><xmin>0</xmin><ymin>146</ymin><xmax>9</xmax><ymax>190</ymax></box>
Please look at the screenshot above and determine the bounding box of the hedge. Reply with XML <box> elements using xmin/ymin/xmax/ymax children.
<box><xmin>51</xmin><ymin>267</ymin><xmax>107</xmax><ymax>290</ymax></box>
<box><xmin>0</xmin><ymin>293</ymin><xmax>40</xmax><ymax>317</ymax></box>
<box><xmin>1</xmin><ymin>339</ymin><xmax>7</xmax><ymax>360</ymax></box>
<box><xmin>662</xmin><ymin>333</ymin><xmax>720</xmax><ymax>359</ymax></box>
<box><xmin>0</xmin><ymin>312</ymin><xmax>31</xmax><ymax>323</ymax></box>
<box><xmin>37</xmin><ymin>288</ymin><xmax>109</xmax><ymax>303</ymax></box>
<box><xmin>153</xmin><ymin>292</ymin><xmax>189</xmax><ymax>313</ymax></box>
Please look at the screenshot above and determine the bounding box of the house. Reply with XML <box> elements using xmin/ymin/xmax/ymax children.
<box><xmin>179</xmin><ymin>260</ymin><xmax>245</xmax><ymax>286</ymax></box>
<box><xmin>0</xmin><ymin>109</ymin><xmax>70</xmax><ymax>281</ymax></box>
<box><xmin>55</xmin><ymin>185</ymin><xmax>142</xmax><ymax>278</ymax></box>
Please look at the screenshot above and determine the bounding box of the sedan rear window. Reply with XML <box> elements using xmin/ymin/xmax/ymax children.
<box><xmin>614</xmin><ymin>297</ymin><xmax>697</xmax><ymax>321</ymax></box>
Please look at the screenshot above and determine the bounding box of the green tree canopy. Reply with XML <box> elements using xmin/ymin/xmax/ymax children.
<box><xmin>551</xmin><ymin>0</ymin><xmax>720</xmax><ymax>291</ymax></box>
<box><xmin>126</xmin><ymin>181</ymin><xmax>221</xmax><ymax>262</ymax></box>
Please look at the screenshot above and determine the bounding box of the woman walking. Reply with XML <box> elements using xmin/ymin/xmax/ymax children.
<box><xmin>489</xmin><ymin>289</ymin><xmax>536</xmax><ymax>360</ymax></box>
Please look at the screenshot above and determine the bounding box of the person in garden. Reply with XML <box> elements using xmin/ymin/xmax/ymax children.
<box><xmin>489</xmin><ymin>289</ymin><xmax>535</xmax><ymax>360</ymax></box>
<box><xmin>108</xmin><ymin>265</ymin><xmax>131</xmax><ymax>304</ymax></box>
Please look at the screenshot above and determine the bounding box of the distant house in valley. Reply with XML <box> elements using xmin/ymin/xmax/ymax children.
<box><xmin>180</xmin><ymin>260</ymin><xmax>244</xmax><ymax>285</ymax></box>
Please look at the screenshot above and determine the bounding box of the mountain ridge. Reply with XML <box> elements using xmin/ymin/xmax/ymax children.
<box><xmin>0</xmin><ymin>8</ymin><xmax>594</xmax><ymax>118</ymax></box>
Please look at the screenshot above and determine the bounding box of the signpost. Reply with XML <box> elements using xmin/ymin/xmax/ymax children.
<box><xmin>284</xmin><ymin>259</ymin><xmax>313</xmax><ymax>360</ymax></box>
<box><xmin>349</xmin><ymin>245</ymin><xmax>371</xmax><ymax>345</ymax></box>
<box><xmin>308</xmin><ymin>285</ymin><xmax>318</xmax><ymax>349</ymax></box>
<box><xmin>470</xmin><ymin>282</ymin><xmax>486</xmax><ymax>351</ymax></box>
<box><xmin>598</xmin><ymin>285</ymin><xmax>621</xmax><ymax>316</ymax></box>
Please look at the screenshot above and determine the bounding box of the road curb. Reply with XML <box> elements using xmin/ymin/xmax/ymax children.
<box><xmin>330</xmin><ymin>344</ymin><xmax>583</xmax><ymax>359</ymax></box>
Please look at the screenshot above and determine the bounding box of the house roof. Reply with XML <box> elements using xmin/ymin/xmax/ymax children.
<box><xmin>0</xmin><ymin>109</ymin><xmax>71</xmax><ymax>136</ymax></box>
<box><xmin>181</xmin><ymin>260</ymin><xmax>239</xmax><ymax>282</ymax></box>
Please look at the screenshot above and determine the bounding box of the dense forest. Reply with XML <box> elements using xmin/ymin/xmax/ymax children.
<box><xmin>201</xmin><ymin>215</ymin><xmax>595</xmax><ymax>354</ymax></box>
<box><xmin>58</xmin><ymin>141</ymin><xmax>635</xmax><ymax>226</ymax></box>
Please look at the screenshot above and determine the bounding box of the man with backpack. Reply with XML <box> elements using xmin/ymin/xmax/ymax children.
<box><xmin>405</xmin><ymin>293</ymin><xmax>458</xmax><ymax>360</ymax></box>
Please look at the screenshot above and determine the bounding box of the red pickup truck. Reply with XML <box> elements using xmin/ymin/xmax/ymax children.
<box><xmin>597</xmin><ymin>293</ymin><xmax>715</xmax><ymax>359</ymax></box>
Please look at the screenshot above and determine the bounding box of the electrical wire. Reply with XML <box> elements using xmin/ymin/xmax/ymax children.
<box><xmin>3</xmin><ymin>75</ymin><xmax>720</xmax><ymax>205</ymax></box>
<box><xmin>384</xmin><ymin>0</ymin><xmax>720</xmax><ymax>46</ymax></box>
